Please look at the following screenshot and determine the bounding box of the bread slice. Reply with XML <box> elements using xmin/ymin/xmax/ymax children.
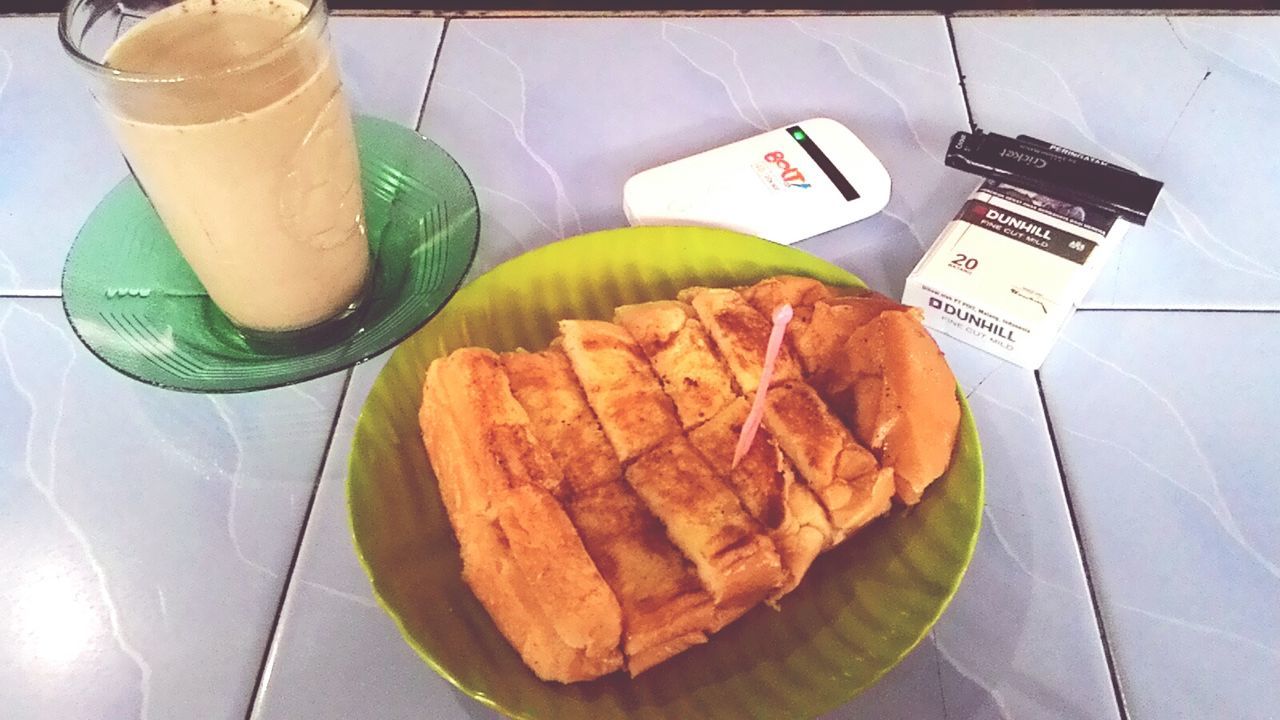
<box><xmin>454</xmin><ymin>502</ymin><xmax>619</xmax><ymax>683</ymax></box>
<box><xmin>832</xmin><ymin>311</ymin><xmax>960</xmax><ymax>505</ymax></box>
<box><xmin>494</xmin><ymin>485</ymin><xmax>625</xmax><ymax>666</ymax></box>
<box><xmin>499</xmin><ymin>347</ymin><xmax>717</xmax><ymax>675</ymax></box>
<box><xmin>501</xmin><ymin>349</ymin><xmax>621</xmax><ymax>495</ymax></box>
<box><xmin>762</xmin><ymin>381</ymin><xmax>895</xmax><ymax>536</ymax></box>
<box><xmin>420</xmin><ymin>348</ymin><xmax>624</xmax><ymax>682</ymax></box>
<box><xmin>737</xmin><ymin>275</ymin><xmax>834</xmax><ymax>373</ymax></box>
<box><xmin>624</xmin><ymin>435</ymin><xmax>785</xmax><ymax>609</ymax></box>
<box><xmin>614</xmin><ymin>301</ymin><xmax>736</xmax><ymax>429</ymax></box>
<box><xmin>796</xmin><ymin>295</ymin><xmax>917</xmax><ymax>389</ymax></box>
<box><xmin>558</xmin><ymin>320</ymin><xmax>682</xmax><ymax>463</ymax></box>
<box><xmin>688</xmin><ymin>398</ymin><xmax>833</xmax><ymax>598</ymax></box>
<box><xmin>679</xmin><ymin>286</ymin><xmax>891</xmax><ymax>536</ymax></box>
<box><xmin>683</xmin><ymin>287</ymin><xmax>803</xmax><ymax>395</ymax></box>
<box><xmin>567</xmin><ymin>482</ymin><xmax>715</xmax><ymax>676</ymax></box>
<box><xmin>422</xmin><ymin>349</ymin><xmax>564</xmax><ymax>513</ymax></box>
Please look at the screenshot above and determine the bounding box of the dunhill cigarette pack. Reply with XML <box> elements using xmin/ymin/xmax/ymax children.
<box><xmin>906</xmin><ymin>131</ymin><xmax>1168</xmax><ymax>367</ymax></box>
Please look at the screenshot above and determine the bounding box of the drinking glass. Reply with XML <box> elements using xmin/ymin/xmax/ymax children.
<box><xmin>59</xmin><ymin>0</ymin><xmax>370</xmax><ymax>337</ymax></box>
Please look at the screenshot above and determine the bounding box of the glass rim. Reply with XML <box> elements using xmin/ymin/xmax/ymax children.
<box><xmin>57</xmin><ymin>0</ymin><xmax>326</xmax><ymax>84</ymax></box>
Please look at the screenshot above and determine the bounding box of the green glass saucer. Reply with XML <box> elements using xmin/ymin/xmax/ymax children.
<box><xmin>60</xmin><ymin>116</ymin><xmax>479</xmax><ymax>393</ymax></box>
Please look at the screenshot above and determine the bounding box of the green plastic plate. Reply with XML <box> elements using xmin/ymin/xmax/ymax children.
<box><xmin>348</xmin><ymin>227</ymin><xmax>983</xmax><ymax>719</ymax></box>
<box><xmin>61</xmin><ymin>116</ymin><xmax>479</xmax><ymax>393</ymax></box>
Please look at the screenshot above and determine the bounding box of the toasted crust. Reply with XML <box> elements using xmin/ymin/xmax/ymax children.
<box><xmin>496</xmin><ymin>485</ymin><xmax>625</xmax><ymax>658</ymax></box>
<box><xmin>501</xmin><ymin>349</ymin><xmax>622</xmax><ymax>495</ymax></box>
<box><xmin>457</xmin><ymin>512</ymin><xmax>615</xmax><ymax>682</ymax></box>
<box><xmin>559</xmin><ymin>320</ymin><xmax>682</xmax><ymax>463</ymax></box>
<box><xmin>687</xmin><ymin>398</ymin><xmax>787</xmax><ymax>530</ymax></box>
<box><xmin>688</xmin><ymin>398</ymin><xmax>834</xmax><ymax>598</ymax></box>
<box><xmin>798</xmin><ymin>295</ymin><xmax>914</xmax><ymax>384</ymax></box>
<box><xmin>567</xmin><ymin>482</ymin><xmax>715</xmax><ymax>676</ymax></box>
<box><xmin>681</xmin><ymin>288</ymin><xmax>890</xmax><ymax>534</ymax></box>
<box><xmin>835</xmin><ymin>311</ymin><xmax>960</xmax><ymax>505</ymax></box>
<box><xmin>420</xmin><ymin>349</ymin><xmax>624</xmax><ymax>682</ymax></box>
<box><xmin>614</xmin><ymin>301</ymin><xmax>737</xmax><ymax>429</ymax></box>
<box><xmin>762</xmin><ymin>382</ymin><xmax>893</xmax><ymax>535</ymax></box>
<box><xmin>422</xmin><ymin>360</ymin><xmax>489</xmax><ymax>530</ymax></box>
<box><xmin>425</xmin><ymin>349</ymin><xmax>566</xmax><ymax>499</ymax></box>
<box><xmin>738</xmin><ymin>275</ymin><xmax>837</xmax><ymax>315</ymax></box>
<box><xmin>685</xmin><ymin>288</ymin><xmax>803</xmax><ymax>395</ymax></box>
<box><xmin>625</xmin><ymin>435</ymin><xmax>785</xmax><ymax>607</ymax></box>
<box><xmin>426</xmin><ymin>371</ymin><xmax>614</xmax><ymax>681</ymax></box>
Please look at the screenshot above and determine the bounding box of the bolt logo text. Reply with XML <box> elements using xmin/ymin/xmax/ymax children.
<box><xmin>763</xmin><ymin>151</ymin><xmax>811</xmax><ymax>189</ymax></box>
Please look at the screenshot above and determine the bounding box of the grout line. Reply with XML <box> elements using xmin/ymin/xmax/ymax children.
<box><xmin>931</xmin><ymin>632</ymin><xmax>951</xmax><ymax>720</ymax></box>
<box><xmin>944</xmin><ymin>15</ymin><xmax>976</xmax><ymax>132</ymax></box>
<box><xmin>241</xmin><ymin>367</ymin><xmax>355</xmax><ymax>720</ymax></box>
<box><xmin>415</xmin><ymin>17</ymin><xmax>451</xmax><ymax>129</ymax></box>
<box><xmin>1034</xmin><ymin>370</ymin><xmax>1131</xmax><ymax>720</ymax></box>
<box><xmin>333</xmin><ymin>9</ymin><xmax>436</xmax><ymax>17</ymax></box>
<box><xmin>1077</xmin><ymin>307</ymin><xmax>1280</xmax><ymax>314</ymax></box>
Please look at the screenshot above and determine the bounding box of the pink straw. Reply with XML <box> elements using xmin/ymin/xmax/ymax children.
<box><xmin>732</xmin><ymin>303</ymin><xmax>793</xmax><ymax>469</ymax></box>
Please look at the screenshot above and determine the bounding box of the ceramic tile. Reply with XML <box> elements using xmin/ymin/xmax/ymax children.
<box><xmin>0</xmin><ymin>299</ymin><xmax>344</xmax><ymax>720</ymax></box>
<box><xmin>952</xmin><ymin>17</ymin><xmax>1280</xmax><ymax>310</ymax></box>
<box><xmin>1041</xmin><ymin>310</ymin><xmax>1280</xmax><ymax>720</ymax></box>
<box><xmin>0</xmin><ymin>17</ymin><xmax>125</xmax><ymax>295</ymax></box>
<box><xmin>928</xmin><ymin>361</ymin><xmax>1120</xmax><ymax>720</ymax></box>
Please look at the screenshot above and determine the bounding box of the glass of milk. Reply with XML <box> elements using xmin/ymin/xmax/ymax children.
<box><xmin>59</xmin><ymin>0</ymin><xmax>370</xmax><ymax>337</ymax></box>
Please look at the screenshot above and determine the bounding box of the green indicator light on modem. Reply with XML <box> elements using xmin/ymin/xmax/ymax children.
<box><xmin>792</xmin><ymin>130</ymin><xmax>806</xmax><ymax>141</ymax></box>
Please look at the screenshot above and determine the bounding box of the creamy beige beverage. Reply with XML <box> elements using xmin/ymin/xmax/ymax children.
<box><xmin>102</xmin><ymin>0</ymin><xmax>368</xmax><ymax>332</ymax></box>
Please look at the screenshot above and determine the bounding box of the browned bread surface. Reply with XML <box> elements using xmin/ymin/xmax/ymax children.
<box><xmin>794</xmin><ymin>295</ymin><xmax>908</xmax><ymax>385</ymax></box>
<box><xmin>416</xmin><ymin>275</ymin><xmax>958</xmax><ymax>683</ymax></box>
<box><xmin>499</xmin><ymin>347</ymin><xmax>717</xmax><ymax>676</ymax></box>
<box><xmin>688</xmin><ymin>398</ymin><xmax>833</xmax><ymax>597</ymax></box>
<box><xmin>501</xmin><ymin>349</ymin><xmax>622</xmax><ymax>495</ymax></box>
<box><xmin>496</xmin><ymin>485</ymin><xmax>625</xmax><ymax>661</ymax></box>
<box><xmin>738</xmin><ymin>275</ymin><xmax>836</xmax><ymax>317</ymax></box>
<box><xmin>567</xmin><ymin>482</ymin><xmax>715</xmax><ymax>676</ymax></box>
<box><xmin>762</xmin><ymin>382</ymin><xmax>893</xmax><ymax>535</ymax></box>
<box><xmin>684</xmin><ymin>287</ymin><xmax>803</xmax><ymax>395</ymax></box>
<box><xmin>624</xmin><ymin>435</ymin><xmax>785</xmax><ymax>607</ymax></box>
<box><xmin>559</xmin><ymin>319</ymin><xmax>683</xmax><ymax>463</ymax></box>
<box><xmin>614</xmin><ymin>301</ymin><xmax>737</xmax><ymax>429</ymax></box>
<box><xmin>739</xmin><ymin>278</ymin><xmax>954</xmax><ymax>506</ymax></box>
